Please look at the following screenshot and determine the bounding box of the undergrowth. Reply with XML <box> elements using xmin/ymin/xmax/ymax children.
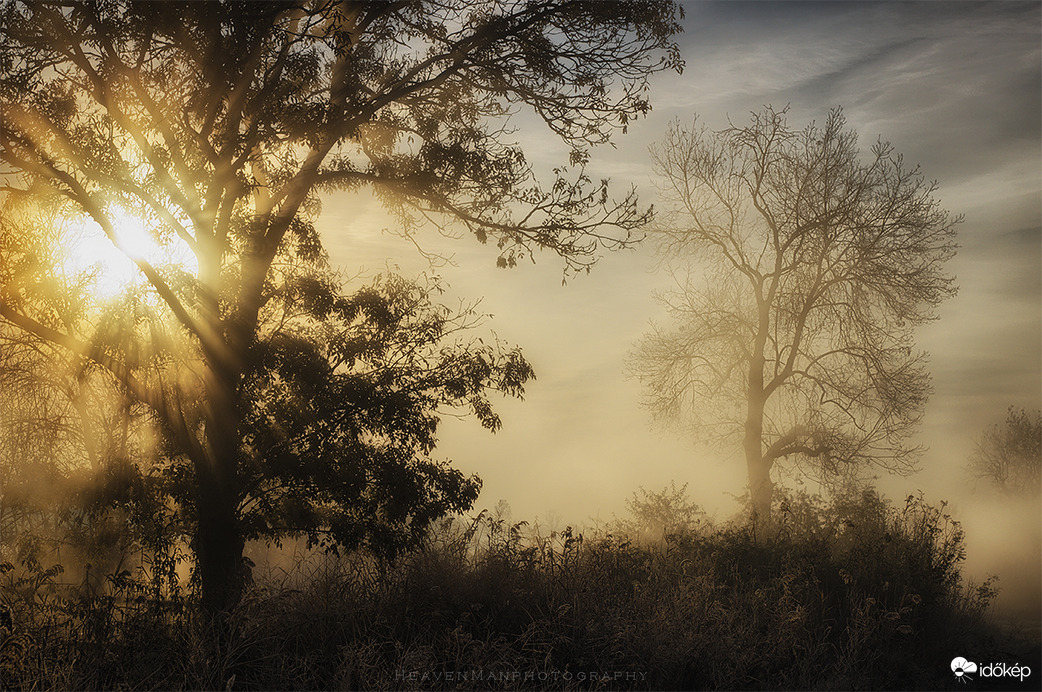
<box><xmin>1</xmin><ymin>488</ymin><xmax>1032</xmax><ymax>691</ymax></box>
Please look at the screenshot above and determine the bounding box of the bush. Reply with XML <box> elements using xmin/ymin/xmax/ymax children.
<box><xmin>0</xmin><ymin>488</ymin><xmax>1026</xmax><ymax>691</ymax></box>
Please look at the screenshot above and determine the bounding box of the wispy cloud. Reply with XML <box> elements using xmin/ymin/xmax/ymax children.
<box><xmin>322</xmin><ymin>1</ymin><xmax>1041</xmax><ymax>522</ymax></box>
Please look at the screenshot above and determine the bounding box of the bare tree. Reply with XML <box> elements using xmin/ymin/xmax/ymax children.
<box><xmin>629</xmin><ymin>107</ymin><xmax>958</xmax><ymax>523</ymax></box>
<box><xmin>969</xmin><ymin>407</ymin><xmax>1041</xmax><ymax>495</ymax></box>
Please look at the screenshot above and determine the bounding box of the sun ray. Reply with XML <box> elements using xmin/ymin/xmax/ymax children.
<box><xmin>61</xmin><ymin>206</ymin><xmax>198</xmax><ymax>299</ymax></box>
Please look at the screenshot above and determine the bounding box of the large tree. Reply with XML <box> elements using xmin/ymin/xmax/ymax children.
<box><xmin>0</xmin><ymin>0</ymin><xmax>682</xmax><ymax>611</ymax></box>
<box><xmin>629</xmin><ymin>107</ymin><xmax>958</xmax><ymax>523</ymax></box>
<box><xmin>0</xmin><ymin>267</ymin><xmax>533</xmax><ymax>588</ymax></box>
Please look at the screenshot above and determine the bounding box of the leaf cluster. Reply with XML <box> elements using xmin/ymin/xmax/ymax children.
<box><xmin>232</xmin><ymin>271</ymin><xmax>534</xmax><ymax>557</ymax></box>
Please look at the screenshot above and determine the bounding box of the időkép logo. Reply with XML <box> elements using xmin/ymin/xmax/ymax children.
<box><xmin>951</xmin><ymin>656</ymin><xmax>1032</xmax><ymax>683</ymax></box>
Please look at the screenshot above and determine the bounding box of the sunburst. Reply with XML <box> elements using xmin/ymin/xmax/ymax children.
<box><xmin>61</xmin><ymin>206</ymin><xmax>198</xmax><ymax>299</ymax></box>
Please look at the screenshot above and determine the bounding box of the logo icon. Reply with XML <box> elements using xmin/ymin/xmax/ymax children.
<box><xmin>951</xmin><ymin>657</ymin><xmax>978</xmax><ymax>682</ymax></box>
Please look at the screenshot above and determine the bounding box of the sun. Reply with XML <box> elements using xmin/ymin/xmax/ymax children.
<box><xmin>61</xmin><ymin>206</ymin><xmax>198</xmax><ymax>299</ymax></box>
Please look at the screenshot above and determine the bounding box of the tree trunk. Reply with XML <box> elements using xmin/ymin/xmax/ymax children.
<box><xmin>746</xmin><ymin>447</ymin><xmax>774</xmax><ymax>528</ymax></box>
<box><xmin>745</xmin><ymin>292</ymin><xmax>775</xmax><ymax>530</ymax></box>
<box><xmin>195</xmin><ymin>476</ymin><xmax>245</xmax><ymax>613</ymax></box>
<box><xmin>744</xmin><ymin>399</ymin><xmax>775</xmax><ymax>528</ymax></box>
<box><xmin>744</xmin><ymin>360</ymin><xmax>774</xmax><ymax>528</ymax></box>
<box><xmin>186</xmin><ymin>234</ymin><xmax>251</xmax><ymax>613</ymax></box>
<box><xmin>194</xmin><ymin>337</ymin><xmax>247</xmax><ymax>613</ymax></box>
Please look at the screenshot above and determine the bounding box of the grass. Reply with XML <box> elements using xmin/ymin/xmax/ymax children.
<box><xmin>1</xmin><ymin>488</ymin><xmax>1037</xmax><ymax>691</ymax></box>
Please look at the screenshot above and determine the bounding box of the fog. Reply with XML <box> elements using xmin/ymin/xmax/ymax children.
<box><xmin>0</xmin><ymin>0</ymin><xmax>1036</xmax><ymax>659</ymax></box>
<box><xmin>319</xmin><ymin>0</ymin><xmax>1041</xmax><ymax>625</ymax></box>
<box><xmin>4</xmin><ymin>3</ymin><xmax>1041</xmax><ymax>690</ymax></box>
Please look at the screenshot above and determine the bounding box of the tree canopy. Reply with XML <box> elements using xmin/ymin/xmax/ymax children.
<box><xmin>969</xmin><ymin>407</ymin><xmax>1041</xmax><ymax>496</ymax></box>
<box><xmin>0</xmin><ymin>0</ymin><xmax>683</xmax><ymax>610</ymax></box>
<box><xmin>629</xmin><ymin>107</ymin><xmax>958</xmax><ymax>522</ymax></box>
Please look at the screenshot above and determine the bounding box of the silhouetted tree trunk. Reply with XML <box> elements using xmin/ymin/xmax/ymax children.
<box><xmin>196</xmin><ymin>356</ymin><xmax>247</xmax><ymax>612</ymax></box>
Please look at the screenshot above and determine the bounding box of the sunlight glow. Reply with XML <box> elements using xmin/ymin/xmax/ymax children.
<box><xmin>62</xmin><ymin>206</ymin><xmax>198</xmax><ymax>298</ymax></box>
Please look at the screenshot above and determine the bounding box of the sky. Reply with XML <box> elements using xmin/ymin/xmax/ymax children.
<box><xmin>320</xmin><ymin>0</ymin><xmax>1042</xmax><ymax>584</ymax></box>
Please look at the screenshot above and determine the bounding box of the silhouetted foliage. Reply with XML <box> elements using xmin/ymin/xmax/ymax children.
<box><xmin>0</xmin><ymin>267</ymin><xmax>532</xmax><ymax>601</ymax></box>
<box><xmin>969</xmin><ymin>407</ymin><xmax>1041</xmax><ymax>496</ymax></box>
<box><xmin>1</xmin><ymin>489</ymin><xmax>1020</xmax><ymax>691</ymax></box>
<box><xmin>233</xmin><ymin>271</ymin><xmax>535</xmax><ymax>557</ymax></box>
<box><xmin>0</xmin><ymin>0</ymin><xmax>682</xmax><ymax>610</ymax></box>
<box><xmin>629</xmin><ymin>107</ymin><xmax>959</xmax><ymax>522</ymax></box>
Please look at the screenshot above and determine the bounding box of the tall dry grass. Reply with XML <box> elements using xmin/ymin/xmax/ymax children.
<box><xmin>1</xmin><ymin>488</ymin><xmax>1034</xmax><ymax>691</ymax></box>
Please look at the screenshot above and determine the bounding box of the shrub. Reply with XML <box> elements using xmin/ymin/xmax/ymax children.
<box><xmin>0</xmin><ymin>487</ymin><xmax>1024</xmax><ymax>691</ymax></box>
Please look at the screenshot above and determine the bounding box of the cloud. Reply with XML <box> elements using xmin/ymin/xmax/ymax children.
<box><xmin>659</xmin><ymin>2</ymin><xmax>1041</xmax><ymax>168</ymax></box>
